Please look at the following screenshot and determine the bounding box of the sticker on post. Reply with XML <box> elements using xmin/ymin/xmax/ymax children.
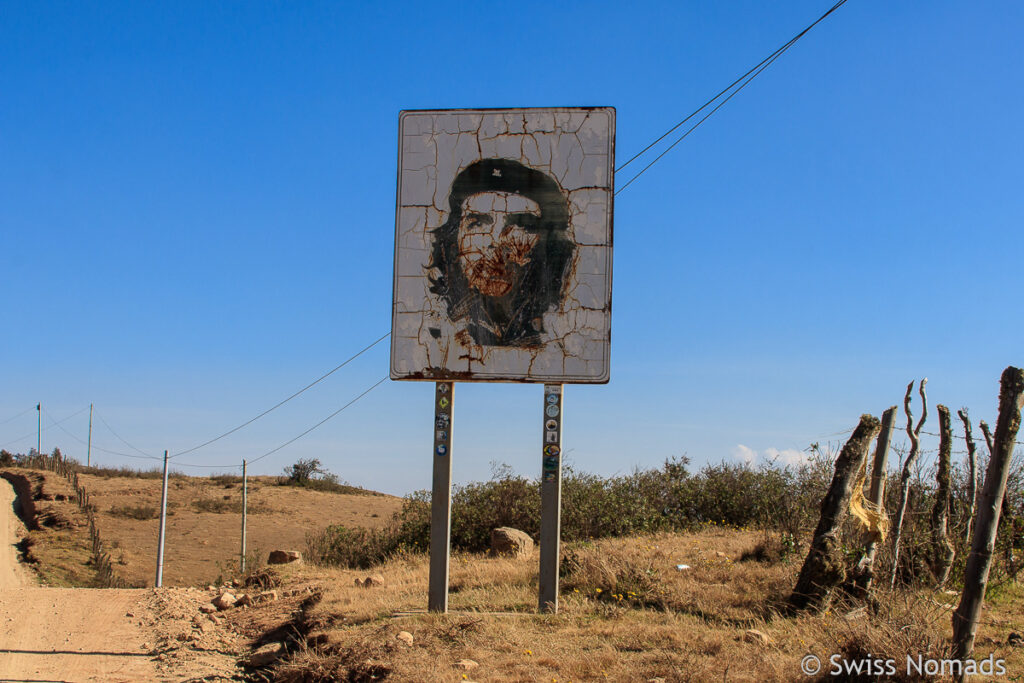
<box><xmin>436</xmin><ymin>444</ymin><xmax>448</xmax><ymax>456</ymax></box>
<box><xmin>545</xmin><ymin>404</ymin><xmax>559</xmax><ymax>418</ymax></box>
<box><xmin>436</xmin><ymin>430</ymin><xmax>448</xmax><ymax>441</ymax></box>
<box><xmin>438</xmin><ymin>397</ymin><xmax>450</xmax><ymax>409</ymax></box>
<box><xmin>543</xmin><ymin>471</ymin><xmax>557</xmax><ymax>482</ymax></box>
<box><xmin>545</xmin><ymin>431</ymin><xmax>558</xmax><ymax>444</ymax></box>
<box><xmin>436</xmin><ymin>414</ymin><xmax>450</xmax><ymax>429</ymax></box>
<box><xmin>438</xmin><ymin>383</ymin><xmax>449</xmax><ymax>394</ymax></box>
<box><xmin>545</xmin><ymin>419</ymin><xmax>557</xmax><ymax>431</ymax></box>
<box><xmin>544</xmin><ymin>445</ymin><xmax>560</xmax><ymax>457</ymax></box>
<box><xmin>546</xmin><ymin>393</ymin><xmax>559</xmax><ymax>404</ymax></box>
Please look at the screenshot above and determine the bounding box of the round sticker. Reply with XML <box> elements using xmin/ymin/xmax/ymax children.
<box><xmin>436</xmin><ymin>444</ymin><xmax>447</xmax><ymax>456</ymax></box>
<box><xmin>546</xmin><ymin>393</ymin><xmax>559</xmax><ymax>404</ymax></box>
<box><xmin>438</xmin><ymin>397</ymin><xmax>449</xmax><ymax>409</ymax></box>
<box><xmin>545</xmin><ymin>419</ymin><xmax>558</xmax><ymax>431</ymax></box>
<box><xmin>438</xmin><ymin>383</ymin><xmax>449</xmax><ymax>394</ymax></box>
<box><xmin>436</xmin><ymin>414</ymin><xmax>450</xmax><ymax>429</ymax></box>
<box><xmin>544</xmin><ymin>445</ymin><xmax>560</xmax><ymax>456</ymax></box>
<box><xmin>545</xmin><ymin>404</ymin><xmax>559</xmax><ymax>418</ymax></box>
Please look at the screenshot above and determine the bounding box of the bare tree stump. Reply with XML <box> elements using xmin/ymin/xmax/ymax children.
<box><xmin>789</xmin><ymin>414</ymin><xmax>881</xmax><ymax>612</ymax></box>
<box><xmin>952</xmin><ymin>367</ymin><xmax>1024</xmax><ymax>667</ymax></box>
<box><xmin>850</xmin><ymin>405</ymin><xmax>896</xmax><ymax>593</ymax></box>
<box><xmin>930</xmin><ymin>405</ymin><xmax>955</xmax><ymax>586</ymax></box>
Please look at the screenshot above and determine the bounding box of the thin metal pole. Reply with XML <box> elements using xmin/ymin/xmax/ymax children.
<box><xmin>428</xmin><ymin>381</ymin><xmax>454</xmax><ymax>612</ymax></box>
<box><xmin>539</xmin><ymin>384</ymin><xmax>564</xmax><ymax>613</ymax></box>
<box><xmin>86</xmin><ymin>404</ymin><xmax>93</xmax><ymax>468</ymax></box>
<box><xmin>36</xmin><ymin>403</ymin><xmax>41</xmax><ymax>456</ymax></box>
<box><xmin>240</xmin><ymin>459</ymin><xmax>248</xmax><ymax>574</ymax></box>
<box><xmin>155</xmin><ymin>449</ymin><xmax>169</xmax><ymax>588</ymax></box>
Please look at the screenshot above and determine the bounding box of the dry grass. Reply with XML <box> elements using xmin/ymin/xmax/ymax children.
<box><xmin>269</xmin><ymin>529</ymin><xmax>1024</xmax><ymax>682</ymax></box>
<box><xmin>74</xmin><ymin>473</ymin><xmax>402</xmax><ymax>587</ymax></box>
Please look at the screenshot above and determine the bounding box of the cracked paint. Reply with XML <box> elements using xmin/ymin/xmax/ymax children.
<box><xmin>390</xmin><ymin>107</ymin><xmax>615</xmax><ymax>383</ymax></box>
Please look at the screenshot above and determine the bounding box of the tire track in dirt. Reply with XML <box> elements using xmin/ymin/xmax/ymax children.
<box><xmin>0</xmin><ymin>478</ymin><xmax>240</xmax><ymax>682</ymax></box>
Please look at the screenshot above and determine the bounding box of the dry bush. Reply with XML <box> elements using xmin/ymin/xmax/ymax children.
<box><xmin>107</xmin><ymin>504</ymin><xmax>162</xmax><ymax>520</ymax></box>
<box><xmin>191</xmin><ymin>496</ymin><xmax>271</xmax><ymax>514</ymax></box>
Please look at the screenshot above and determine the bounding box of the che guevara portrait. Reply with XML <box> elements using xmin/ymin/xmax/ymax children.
<box><xmin>390</xmin><ymin>108</ymin><xmax>615</xmax><ymax>384</ymax></box>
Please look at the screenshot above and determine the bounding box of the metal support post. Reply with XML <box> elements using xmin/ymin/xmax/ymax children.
<box><xmin>86</xmin><ymin>404</ymin><xmax>93</xmax><ymax>468</ymax></box>
<box><xmin>428</xmin><ymin>381</ymin><xmax>454</xmax><ymax>612</ymax></box>
<box><xmin>539</xmin><ymin>384</ymin><xmax>564</xmax><ymax>612</ymax></box>
<box><xmin>241</xmin><ymin>459</ymin><xmax>248</xmax><ymax>574</ymax></box>
<box><xmin>155</xmin><ymin>449</ymin><xmax>169</xmax><ymax>588</ymax></box>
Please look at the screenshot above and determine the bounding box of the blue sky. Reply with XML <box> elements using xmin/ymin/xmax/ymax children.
<box><xmin>2</xmin><ymin>1</ymin><xmax>1021</xmax><ymax>495</ymax></box>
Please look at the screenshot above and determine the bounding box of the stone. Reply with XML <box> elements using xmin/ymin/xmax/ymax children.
<box><xmin>212</xmin><ymin>592</ymin><xmax>237</xmax><ymax>611</ymax></box>
<box><xmin>256</xmin><ymin>590</ymin><xmax>279</xmax><ymax>603</ymax></box>
<box><xmin>743</xmin><ymin>629</ymin><xmax>772</xmax><ymax>646</ymax></box>
<box><xmin>489</xmin><ymin>527</ymin><xmax>534</xmax><ymax>558</ymax></box>
<box><xmin>235</xmin><ymin>593</ymin><xmax>252</xmax><ymax>607</ymax></box>
<box><xmin>1009</xmin><ymin>632</ymin><xmax>1023</xmax><ymax>647</ymax></box>
<box><xmin>267</xmin><ymin>550</ymin><xmax>302</xmax><ymax>565</ymax></box>
<box><xmin>246</xmin><ymin>642</ymin><xmax>286</xmax><ymax>667</ymax></box>
<box><xmin>359</xmin><ymin>574</ymin><xmax>386</xmax><ymax>587</ymax></box>
<box><xmin>456</xmin><ymin>659</ymin><xmax>479</xmax><ymax>670</ymax></box>
<box><xmin>396</xmin><ymin>631</ymin><xmax>414</xmax><ymax>646</ymax></box>
<box><xmin>199</xmin><ymin>603</ymin><xmax>217</xmax><ymax>614</ymax></box>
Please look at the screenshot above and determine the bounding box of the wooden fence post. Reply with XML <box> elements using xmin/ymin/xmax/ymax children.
<box><xmin>789</xmin><ymin>414</ymin><xmax>881</xmax><ymax>612</ymax></box>
<box><xmin>931</xmin><ymin>405</ymin><xmax>955</xmax><ymax>586</ymax></box>
<box><xmin>890</xmin><ymin>379</ymin><xmax>928</xmax><ymax>589</ymax></box>
<box><xmin>851</xmin><ymin>405</ymin><xmax>896</xmax><ymax>593</ymax></box>
<box><xmin>952</xmin><ymin>367</ymin><xmax>1024</xmax><ymax>666</ymax></box>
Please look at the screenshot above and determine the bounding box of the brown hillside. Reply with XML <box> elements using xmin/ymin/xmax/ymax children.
<box><xmin>78</xmin><ymin>473</ymin><xmax>402</xmax><ymax>587</ymax></box>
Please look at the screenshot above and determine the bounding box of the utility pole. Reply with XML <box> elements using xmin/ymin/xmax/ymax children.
<box><xmin>86</xmin><ymin>404</ymin><xmax>93</xmax><ymax>468</ymax></box>
<box><xmin>36</xmin><ymin>403</ymin><xmax>41</xmax><ymax>456</ymax></box>
<box><xmin>240</xmin><ymin>459</ymin><xmax>248</xmax><ymax>574</ymax></box>
<box><xmin>155</xmin><ymin>450</ymin><xmax>169</xmax><ymax>588</ymax></box>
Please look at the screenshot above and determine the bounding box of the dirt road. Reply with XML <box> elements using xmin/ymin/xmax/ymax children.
<box><xmin>0</xmin><ymin>478</ymin><xmax>240</xmax><ymax>682</ymax></box>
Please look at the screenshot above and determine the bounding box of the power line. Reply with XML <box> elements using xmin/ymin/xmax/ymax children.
<box><xmin>94</xmin><ymin>408</ymin><xmax>155</xmax><ymax>458</ymax></box>
<box><xmin>41</xmin><ymin>407</ymin><xmax>161</xmax><ymax>461</ymax></box>
<box><xmin>0</xmin><ymin>406</ymin><xmax>36</xmax><ymax>427</ymax></box>
<box><xmin>171</xmin><ymin>375</ymin><xmax>388</xmax><ymax>470</ymax></box>
<box><xmin>170</xmin><ymin>332</ymin><xmax>390</xmax><ymax>458</ymax></box>
<box><xmin>615</xmin><ymin>0</ymin><xmax>849</xmax><ymax>193</ymax></box>
<box><xmin>248</xmin><ymin>376</ymin><xmax>388</xmax><ymax>466</ymax></box>
<box><xmin>2</xmin><ymin>405</ymin><xmax>89</xmax><ymax>452</ymax></box>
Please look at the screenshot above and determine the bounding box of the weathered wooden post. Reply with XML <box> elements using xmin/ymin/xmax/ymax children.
<box><xmin>890</xmin><ymin>379</ymin><xmax>928</xmax><ymax>589</ymax></box>
<box><xmin>851</xmin><ymin>405</ymin><xmax>896</xmax><ymax>592</ymax></box>
<box><xmin>952</xmin><ymin>367</ymin><xmax>1024</xmax><ymax>666</ymax></box>
<box><xmin>957</xmin><ymin>408</ymin><xmax>979</xmax><ymax>544</ymax></box>
<box><xmin>930</xmin><ymin>405</ymin><xmax>954</xmax><ymax>586</ymax></box>
<box><xmin>789</xmin><ymin>414</ymin><xmax>880</xmax><ymax>612</ymax></box>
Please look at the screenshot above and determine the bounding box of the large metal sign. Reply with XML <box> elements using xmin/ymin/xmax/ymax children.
<box><xmin>391</xmin><ymin>107</ymin><xmax>615</xmax><ymax>384</ymax></box>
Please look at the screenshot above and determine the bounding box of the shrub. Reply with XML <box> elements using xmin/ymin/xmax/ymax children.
<box><xmin>108</xmin><ymin>505</ymin><xmax>162</xmax><ymax>520</ymax></box>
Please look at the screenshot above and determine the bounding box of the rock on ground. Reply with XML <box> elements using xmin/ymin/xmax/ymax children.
<box><xmin>489</xmin><ymin>527</ymin><xmax>534</xmax><ymax>558</ymax></box>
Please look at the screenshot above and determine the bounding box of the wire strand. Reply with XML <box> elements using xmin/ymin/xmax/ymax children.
<box><xmin>615</xmin><ymin>0</ymin><xmax>849</xmax><ymax>190</ymax></box>
<box><xmin>248</xmin><ymin>376</ymin><xmax>388</xmax><ymax>466</ymax></box>
<box><xmin>94</xmin><ymin>409</ymin><xmax>155</xmax><ymax>458</ymax></box>
<box><xmin>0</xmin><ymin>406</ymin><xmax>36</xmax><ymax>428</ymax></box>
<box><xmin>170</xmin><ymin>332</ymin><xmax>390</xmax><ymax>458</ymax></box>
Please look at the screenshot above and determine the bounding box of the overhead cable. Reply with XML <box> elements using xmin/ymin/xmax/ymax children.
<box><xmin>171</xmin><ymin>332</ymin><xmax>390</xmax><ymax>458</ymax></box>
<box><xmin>615</xmin><ymin>0</ymin><xmax>849</xmax><ymax>192</ymax></box>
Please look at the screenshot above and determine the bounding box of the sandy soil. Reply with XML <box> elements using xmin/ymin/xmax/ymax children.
<box><xmin>0</xmin><ymin>478</ymin><xmax>242</xmax><ymax>682</ymax></box>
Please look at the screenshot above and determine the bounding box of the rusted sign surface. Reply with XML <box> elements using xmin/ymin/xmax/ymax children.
<box><xmin>391</xmin><ymin>107</ymin><xmax>615</xmax><ymax>383</ymax></box>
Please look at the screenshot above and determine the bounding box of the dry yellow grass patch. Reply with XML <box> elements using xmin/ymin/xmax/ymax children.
<box><xmin>271</xmin><ymin>529</ymin><xmax>1024</xmax><ymax>682</ymax></box>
